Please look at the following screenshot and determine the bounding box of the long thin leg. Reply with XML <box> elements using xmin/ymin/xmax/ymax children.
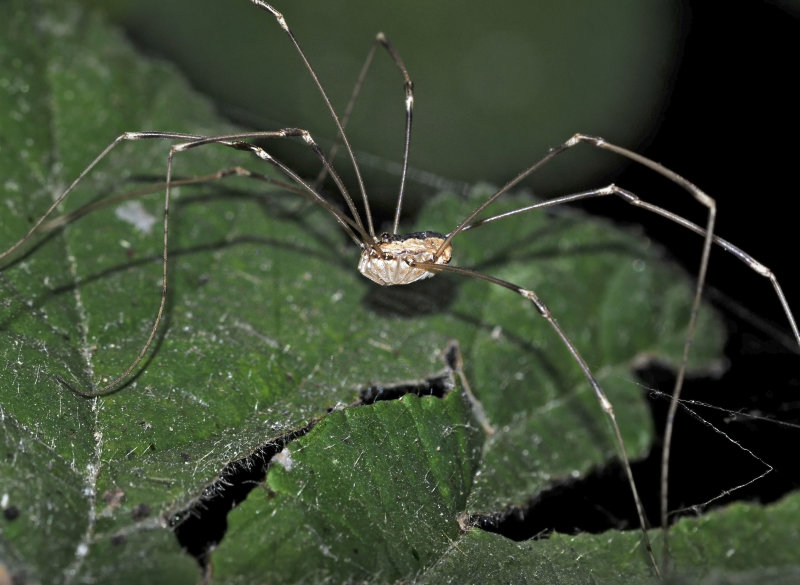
<box><xmin>0</xmin><ymin>132</ymin><xmax>203</xmax><ymax>264</ymax></box>
<box><xmin>249</xmin><ymin>1</ymin><xmax>377</xmax><ymax>238</ymax></box>
<box><xmin>0</xmin><ymin>130</ymin><xmax>365</xmax><ymax>261</ymax></box>
<box><xmin>5</xmin><ymin>126</ymin><xmax>381</xmax><ymax>397</ymax></box>
<box><xmin>36</xmin><ymin>167</ymin><xmax>306</xmax><ymax>235</ymax></box>
<box><xmin>457</xmin><ymin>185</ymin><xmax>800</xmax><ymax>357</ymax></box>
<box><xmin>434</xmin><ymin>133</ymin><xmax>793</xmax><ymax>567</ymax></box>
<box><xmin>422</xmin><ymin>261</ymin><xmax>661</xmax><ymax>577</ymax></box>
<box><xmin>373</xmin><ymin>33</ymin><xmax>414</xmax><ymax>235</ymax></box>
<box><xmin>442</xmin><ymin>340</ymin><xmax>495</xmax><ymax>436</ymax></box>
<box><xmin>314</xmin><ymin>31</ymin><xmax>415</xmax><ymax>235</ymax></box>
<box><xmin>162</xmin><ymin>129</ymin><xmax>374</xmax><ymax>243</ymax></box>
<box><xmin>579</xmin><ymin>142</ymin><xmax>715</xmax><ymax>565</ymax></box>
<box><xmin>311</xmin><ymin>39</ymin><xmax>378</xmax><ymax>190</ymax></box>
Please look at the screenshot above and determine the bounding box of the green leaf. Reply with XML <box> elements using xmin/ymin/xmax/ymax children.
<box><xmin>417</xmin><ymin>492</ymin><xmax>800</xmax><ymax>585</ymax></box>
<box><xmin>3</xmin><ymin>1</ymin><xmax>792</xmax><ymax>584</ymax></box>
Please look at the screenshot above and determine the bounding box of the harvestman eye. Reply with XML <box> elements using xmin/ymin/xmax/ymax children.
<box><xmin>2</xmin><ymin>0</ymin><xmax>798</xmax><ymax>579</ymax></box>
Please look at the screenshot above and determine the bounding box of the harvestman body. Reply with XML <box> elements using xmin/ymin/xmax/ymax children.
<box><xmin>2</xmin><ymin>0</ymin><xmax>799</xmax><ymax>578</ymax></box>
<box><xmin>358</xmin><ymin>232</ymin><xmax>452</xmax><ymax>286</ymax></box>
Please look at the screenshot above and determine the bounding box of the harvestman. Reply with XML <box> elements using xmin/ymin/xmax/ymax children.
<box><xmin>2</xmin><ymin>0</ymin><xmax>799</xmax><ymax>577</ymax></box>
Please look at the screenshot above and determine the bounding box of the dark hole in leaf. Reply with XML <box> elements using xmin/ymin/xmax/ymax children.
<box><xmin>2</xmin><ymin>506</ymin><xmax>20</xmax><ymax>521</ymax></box>
<box><xmin>359</xmin><ymin>372</ymin><xmax>453</xmax><ymax>404</ymax></box>
<box><xmin>171</xmin><ymin>422</ymin><xmax>314</xmax><ymax>566</ymax></box>
<box><xmin>172</xmin><ymin>361</ymin><xmax>459</xmax><ymax>568</ymax></box>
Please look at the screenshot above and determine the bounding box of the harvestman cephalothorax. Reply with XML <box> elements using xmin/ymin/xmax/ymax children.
<box><xmin>2</xmin><ymin>0</ymin><xmax>799</xmax><ymax>577</ymax></box>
